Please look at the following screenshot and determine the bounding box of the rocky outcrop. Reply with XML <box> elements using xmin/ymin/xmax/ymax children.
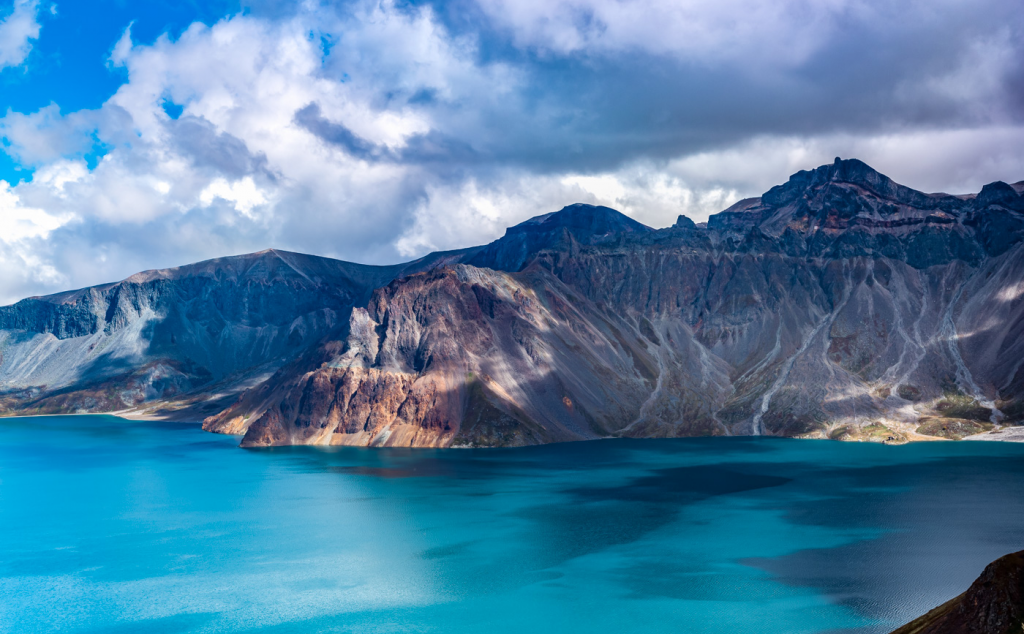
<box><xmin>890</xmin><ymin>550</ymin><xmax>1024</xmax><ymax>634</ymax></box>
<box><xmin>206</xmin><ymin>264</ymin><xmax>722</xmax><ymax>446</ymax></box>
<box><xmin>4</xmin><ymin>159</ymin><xmax>1024</xmax><ymax>446</ymax></box>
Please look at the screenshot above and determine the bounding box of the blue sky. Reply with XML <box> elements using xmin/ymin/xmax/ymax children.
<box><xmin>0</xmin><ymin>0</ymin><xmax>1022</xmax><ymax>303</ymax></box>
<box><xmin>1</xmin><ymin>0</ymin><xmax>242</xmax><ymax>183</ymax></box>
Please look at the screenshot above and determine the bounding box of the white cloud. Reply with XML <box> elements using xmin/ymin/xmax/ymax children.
<box><xmin>0</xmin><ymin>104</ymin><xmax>96</xmax><ymax>166</ymax></box>
<box><xmin>0</xmin><ymin>179</ymin><xmax>69</xmax><ymax>241</ymax></box>
<box><xmin>394</xmin><ymin>177</ymin><xmax>561</xmax><ymax>257</ymax></box>
<box><xmin>0</xmin><ymin>0</ymin><xmax>41</xmax><ymax>70</ymax></box>
<box><xmin>200</xmin><ymin>177</ymin><xmax>267</xmax><ymax>218</ymax></box>
<box><xmin>0</xmin><ymin>0</ymin><xmax>1022</xmax><ymax>306</ymax></box>
<box><xmin>109</xmin><ymin>22</ymin><xmax>133</xmax><ymax>67</ymax></box>
<box><xmin>561</xmin><ymin>169</ymin><xmax>742</xmax><ymax>226</ymax></box>
<box><xmin>32</xmin><ymin>159</ymin><xmax>88</xmax><ymax>193</ymax></box>
<box><xmin>662</xmin><ymin>126</ymin><xmax>1024</xmax><ymax>200</ymax></box>
<box><xmin>0</xmin><ymin>180</ymin><xmax>71</xmax><ymax>300</ymax></box>
<box><xmin>474</xmin><ymin>0</ymin><xmax>879</xmax><ymax>65</ymax></box>
<box><xmin>0</xmin><ymin>0</ymin><xmax>519</xmax><ymax>301</ymax></box>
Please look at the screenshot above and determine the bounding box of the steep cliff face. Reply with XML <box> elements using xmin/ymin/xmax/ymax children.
<box><xmin>205</xmin><ymin>264</ymin><xmax>725</xmax><ymax>447</ymax></box>
<box><xmin>5</xmin><ymin>159</ymin><xmax>1024</xmax><ymax>446</ymax></box>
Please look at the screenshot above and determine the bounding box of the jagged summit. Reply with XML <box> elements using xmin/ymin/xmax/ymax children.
<box><xmin>760</xmin><ymin>157</ymin><xmax>953</xmax><ymax>210</ymax></box>
<box><xmin>703</xmin><ymin>158</ymin><xmax>1020</xmax><ymax>267</ymax></box>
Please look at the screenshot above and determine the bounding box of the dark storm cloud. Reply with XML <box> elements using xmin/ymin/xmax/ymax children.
<box><xmin>295</xmin><ymin>102</ymin><xmax>479</xmax><ymax>165</ymax></box>
<box><xmin>294</xmin><ymin>103</ymin><xmax>384</xmax><ymax>161</ymax></box>
<box><xmin>326</xmin><ymin>0</ymin><xmax>1024</xmax><ymax>176</ymax></box>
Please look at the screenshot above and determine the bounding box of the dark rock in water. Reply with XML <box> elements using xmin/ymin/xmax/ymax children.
<box><xmin>3</xmin><ymin>159</ymin><xmax>1024</xmax><ymax>447</ymax></box>
<box><xmin>890</xmin><ymin>550</ymin><xmax>1024</xmax><ymax>634</ymax></box>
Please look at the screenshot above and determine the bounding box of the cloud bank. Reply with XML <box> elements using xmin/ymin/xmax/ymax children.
<box><xmin>0</xmin><ymin>0</ymin><xmax>1022</xmax><ymax>303</ymax></box>
<box><xmin>0</xmin><ymin>0</ymin><xmax>40</xmax><ymax>70</ymax></box>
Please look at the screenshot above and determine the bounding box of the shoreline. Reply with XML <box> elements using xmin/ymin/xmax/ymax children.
<box><xmin>2</xmin><ymin>411</ymin><xmax>1022</xmax><ymax>444</ymax></box>
<box><xmin>0</xmin><ymin>410</ymin><xmax>204</xmax><ymax>423</ymax></box>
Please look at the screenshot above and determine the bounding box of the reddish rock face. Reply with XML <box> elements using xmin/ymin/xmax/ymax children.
<box><xmin>6</xmin><ymin>159</ymin><xmax>1024</xmax><ymax>447</ymax></box>
<box><xmin>209</xmin><ymin>265</ymin><xmax>690</xmax><ymax>447</ymax></box>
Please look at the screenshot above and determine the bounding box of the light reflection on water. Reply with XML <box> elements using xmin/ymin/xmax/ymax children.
<box><xmin>1</xmin><ymin>415</ymin><xmax>1022</xmax><ymax>634</ymax></box>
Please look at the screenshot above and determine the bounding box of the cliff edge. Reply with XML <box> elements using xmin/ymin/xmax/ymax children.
<box><xmin>890</xmin><ymin>551</ymin><xmax>1024</xmax><ymax>634</ymax></box>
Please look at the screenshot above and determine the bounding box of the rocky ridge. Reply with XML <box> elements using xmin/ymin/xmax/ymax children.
<box><xmin>890</xmin><ymin>550</ymin><xmax>1024</xmax><ymax>634</ymax></box>
<box><xmin>3</xmin><ymin>159</ymin><xmax>1024</xmax><ymax>447</ymax></box>
<box><xmin>0</xmin><ymin>247</ymin><xmax>475</xmax><ymax>418</ymax></box>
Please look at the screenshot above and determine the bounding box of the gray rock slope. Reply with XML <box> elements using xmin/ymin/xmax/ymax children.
<box><xmin>3</xmin><ymin>159</ymin><xmax>1024</xmax><ymax>446</ymax></box>
<box><xmin>0</xmin><ymin>247</ymin><xmax>475</xmax><ymax>416</ymax></box>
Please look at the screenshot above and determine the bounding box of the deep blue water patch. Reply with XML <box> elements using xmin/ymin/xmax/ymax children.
<box><xmin>1</xmin><ymin>416</ymin><xmax>1022</xmax><ymax>634</ymax></box>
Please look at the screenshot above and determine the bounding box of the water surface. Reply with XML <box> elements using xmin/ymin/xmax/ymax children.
<box><xmin>2</xmin><ymin>416</ymin><xmax>1023</xmax><ymax>633</ymax></box>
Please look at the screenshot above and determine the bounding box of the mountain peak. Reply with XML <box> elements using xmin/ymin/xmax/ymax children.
<box><xmin>826</xmin><ymin>157</ymin><xmax>891</xmax><ymax>188</ymax></box>
<box><xmin>674</xmin><ymin>214</ymin><xmax>697</xmax><ymax>229</ymax></box>
<box><xmin>762</xmin><ymin>158</ymin><xmax>897</xmax><ymax>206</ymax></box>
<box><xmin>511</xmin><ymin>203</ymin><xmax>652</xmax><ymax>237</ymax></box>
<box><xmin>707</xmin><ymin>158</ymin><xmax>980</xmax><ymax>240</ymax></box>
<box><xmin>467</xmin><ymin>203</ymin><xmax>652</xmax><ymax>273</ymax></box>
<box><xmin>977</xmin><ymin>181</ymin><xmax>1024</xmax><ymax>210</ymax></box>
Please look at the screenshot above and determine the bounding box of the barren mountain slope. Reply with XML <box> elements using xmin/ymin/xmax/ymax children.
<box><xmin>209</xmin><ymin>264</ymin><xmax>723</xmax><ymax>447</ymax></box>
<box><xmin>5</xmin><ymin>159</ymin><xmax>1024</xmax><ymax>446</ymax></box>
<box><xmin>207</xmin><ymin>159</ymin><xmax>1024</xmax><ymax>446</ymax></box>
<box><xmin>0</xmin><ymin>247</ymin><xmax>476</xmax><ymax>417</ymax></box>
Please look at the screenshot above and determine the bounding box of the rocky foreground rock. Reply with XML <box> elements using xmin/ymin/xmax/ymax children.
<box><xmin>890</xmin><ymin>550</ymin><xmax>1024</xmax><ymax>634</ymax></box>
<box><xmin>2</xmin><ymin>158</ymin><xmax>1023</xmax><ymax>447</ymax></box>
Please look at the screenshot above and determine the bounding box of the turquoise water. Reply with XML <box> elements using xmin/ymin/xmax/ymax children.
<box><xmin>2</xmin><ymin>417</ymin><xmax>1023</xmax><ymax>634</ymax></box>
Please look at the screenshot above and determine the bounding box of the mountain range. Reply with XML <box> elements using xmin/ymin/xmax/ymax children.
<box><xmin>2</xmin><ymin>158</ymin><xmax>1023</xmax><ymax>447</ymax></box>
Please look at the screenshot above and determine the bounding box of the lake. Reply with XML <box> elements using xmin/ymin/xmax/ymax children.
<box><xmin>1</xmin><ymin>415</ymin><xmax>1023</xmax><ymax>634</ymax></box>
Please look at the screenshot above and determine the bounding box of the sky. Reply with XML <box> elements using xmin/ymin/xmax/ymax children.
<box><xmin>0</xmin><ymin>0</ymin><xmax>1022</xmax><ymax>304</ymax></box>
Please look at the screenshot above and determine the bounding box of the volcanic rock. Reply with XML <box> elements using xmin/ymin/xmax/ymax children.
<box><xmin>4</xmin><ymin>159</ymin><xmax>1024</xmax><ymax>446</ymax></box>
